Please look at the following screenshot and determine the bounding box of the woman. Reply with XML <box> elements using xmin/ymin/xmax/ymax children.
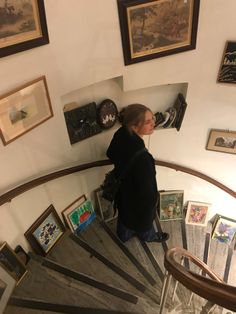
<box><xmin>106</xmin><ymin>104</ymin><xmax>169</xmax><ymax>243</ymax></box>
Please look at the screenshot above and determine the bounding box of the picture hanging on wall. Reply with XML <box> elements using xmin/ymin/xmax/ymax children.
<box><xmin>0</xmin><ymin>265</ymin><xmax>16</xmax><ymax>313</ymax></box>
<box><xmin>185</xmin><ymin>201</ymin><xmax>211</xmax><ymax>226</ymax></box>
<box><xmin>117</xmin><ymin>0</ymin><xmax>200</xmax><ymax>65</ymax></box>
<box><xmin>211</xmin><ymin>215</ymin><xmax>236</xmax><ymax>245</ymax></box>
<box><xmin>0</xmin><ymin>76</ymin><xmax>53</xmax><ymax>146</ymax></box>
<box><xmin>217</xmin><ymin>41</ymin><xmax>236</xmax><ymax>84</ymax></box>
<box><xmin>206</xmin><ymin>129</ymin><xmax>236</xmax><ymax>155</ymax></box>
<box><xmin>159</xmin><ymin>190</ymin><xmax>184</xmax><ymax>221</ymax></box>
<box><xmin>0</xmin><ymin>0</ymin><xmax>49</xmax><ymax>58</ymax></box>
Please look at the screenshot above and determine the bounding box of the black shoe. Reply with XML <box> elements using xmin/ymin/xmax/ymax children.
<box><xmin>148</xmin><ymin>232</ymin><xmax>169</xmax><ymax>243</ymax></box>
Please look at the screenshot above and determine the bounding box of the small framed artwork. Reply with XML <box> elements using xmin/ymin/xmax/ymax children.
<box><xmin>0</xmin><ymin>0</ymin><xmax>49</xmax><ymax>58</ymax></box>
<box><xmin>24</xmin><ymin>205</ymin><xmax>65</xmax><ymax>256</ymax></box>
<box><xmin>97</xmin><ymin>99</ymin><xmax>118</xmax><ymax>129</ymax></box>
<box><xmin>217</xmin><ymin>41</ymin><xmax>236</xmax><ymax>84</ymax></box>
<box><xmin>61</xmin><ymin>194</ymin><xmax>87</xmax><ymax>228</ymax></box>
<box><xmin>185</xmin><ymin>201</ymin><xmax>211</xmax><ymax>226</ymax></box>
<box><xmin>212</xmin><ymin>215</ymin><xmax>236</xmax><ymax>245</ymax></box>
<box><xmin>94</xmin><ymin>188</ymin><xmax>117</xmax><ymax>222</ymax></box>
<box><xmin>172</xmin><ymin>93</ymin><xmax>188</xmax><ymax>131</ymax></box>
<box><xmin>0</xmin><ymin>265</ymin><xmax>16</xmax><ymax>313</ymax></box>
<box><xmin>0</xmin><ymin>76</ymin><xmax>53</xmax><ymax>146</ymax></box>
<box><xmin>159</xmin><ymin>190</ymin><xmax>184</xmax><ymax>221</ymax></box>
<box><xmin>0</xmin><ymin>242</ymin><xmax>27</xmax><ymax>285</ymax></box>
<box><xmin>65</xmin><ymin>200</ymin><xmax>96</xmax><ymax>234</ymax></box>
<box><xmin>206</xmin><ymin>129</ymin><xmax>236</xmax><ymax>155</ymax></box>
<box><xmin>117</xmin><ymin>0</ymin><xmax>200</xmax><ymax>65</ymax></box>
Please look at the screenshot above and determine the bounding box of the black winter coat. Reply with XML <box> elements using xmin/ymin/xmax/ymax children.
<box><xmin>106</xmin><ymin>127</ymin><xmax>158</xmax><ymax>232</ymax></box>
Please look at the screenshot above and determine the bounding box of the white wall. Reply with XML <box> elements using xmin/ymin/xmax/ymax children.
<box><xmin>0</xmin><ymin>0</ymin><xmax>235</xmax><ymax>249</ymax></box>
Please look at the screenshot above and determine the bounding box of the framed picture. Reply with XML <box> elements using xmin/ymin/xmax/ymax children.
<box><xmin>206</xmin><ymin>129</ymin><xmax>236</xmax><ymax>155</ymax></box>
<box><xmin>159</xmin><ymin>190</ymin><xmax>184</xmax><ymax>221</ymax></box>
<box><xmin>0</xmin><ymin>76</ymin><xmax>53</xmax><ymax>146</ymax></box>
<box><xmin>185</xmin><ymin>201</ymin><xmax>211</xmax><ymax>226</ymax></box>
<box><xmin>217</xmin><ymin>41</ymin><xmax>236</xmax><ymax>84</ymax></box>
<box><xmin>14</xmin><ymin>245</ymin><xmax>30</xmax><ymax>265</ymax></box>
<box><xmin>64</xmin><ymin>102</ymin><xmax>102</xmax><ymax>144</ymax></box>
<box><xmin>0</xmin><ymin>242</ymin><xmax>27</xmax><ymax>285</ymax></box>
<box><xmin>65</xmin><ymin>200</ymin><xmax>96</xmax><ymax>234</ymax></box>
<box><xmin>24</xmin><ymin>204</ymin><xmax>65</xmax><ymax>256</ymax></box>
<box><xmin>94</xmin><ymin>188</ymin><xmax>117</xmax><ymax>222</ymax></box>
<box><xmin>172</xmin><ymin>93</ymin><xmax>188</xmax><ymax>131</ymax></box>
<box><xmin>61</xmin><ymin>194</ymin><xmax>87</xmax><ymax>228</ymax></box>
<box><xmin>117</xmin><ymin>0</ymin><xmax>200</xmax><ymax>65</ymax></box>
<box><xmin>212</xmin><ymin>215</ymin><xmax>236</xmax><ymax>245</ymax></box>
<box><xmin>0</xmin><ymin>0</ymin><xmax>49</xmax><ymax>58</ymax></box>
<box><xmin>0</xmin><ymin>265</ymin><xmax>16</xmax><ymax>313</ymax></box>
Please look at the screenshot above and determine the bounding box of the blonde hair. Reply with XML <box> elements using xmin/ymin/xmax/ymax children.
<box><xmin>119</xmin><ymin>104</ymin><xmax>151</xmax><ymax>132</ymax></box>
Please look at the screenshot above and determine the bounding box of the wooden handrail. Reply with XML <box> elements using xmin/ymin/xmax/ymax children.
<box><xmin>0</xmin><ymin>159</ymin><xmax>235</xmax><ymax>206</ymax></box>
<box><xmin>164</xmin><ymin>247</ymin><xmax>236</xmax><ymax>312</ymax></box>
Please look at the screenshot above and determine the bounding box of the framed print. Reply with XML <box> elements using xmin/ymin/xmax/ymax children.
<box><xmin>212</xmin><ymin>215</ymin><xmax>236</xmax><ymax>245</ymax></box>
<box><xmin>159</xmin><ymin>190</ymin><xmax>184</xmax><ymax>221</ymax></box>
<box><xmin>61</xmin><ymin>194</ymin><xmax>87</xmax><ymax>228</ymax></box>
<box><xmin>0</xmin><ymin>265</ymin><xmax>16</xmax><ymax>313</ymax></box>
<box><xmin>66</xmin><ymin>200</ymin><xmax>96</xmax><ymax>234</ymax></box>
<box><xmin>117</xmin><ymin>0</ymin><xmax>200</xmax><ymax>65</ymax></box>
<box><xmin>206</xmin><ymin>129</ymin><xmax>236</xmax><ymax>155</ymax></box>
<box><xmin>0</xmin><ymin>0</ymin><xmax>49</xmax><ymax>58</ymax></box>
<box><xmin>94</xmin><ymin>188</ymin><xmax>117</xmax><ymax>222</ymax></box>
<box><xmin>0</xmin><ymin>76</ymin><xmax>53</xmax><ymax>146</ymax></box>
<box><xmin>24</xmin><ymin>204</ymin><xmax>65</xmax><ymax>256</ymax></box>
<box><xmin>217</xmin><ymin>41</ymin><xmax>236</xmax><ymax>84</ymax></box>
<box><xmin>185</xmin><ymin>201</ymin><xmax>211</xmax><ymax>226</ymax></box>
<box><xmin>0</xmin><ymin>242</ymin><xmax>27</xmax><ymax>285</ymax></box>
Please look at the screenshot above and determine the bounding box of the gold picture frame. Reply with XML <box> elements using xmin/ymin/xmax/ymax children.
<box><xmin>206</xmin><ymin>129</ymin><xmax>236</xmax><ymax>155</ymax></box>
<box><xmin>0</xmin><ymin>76</ymin><xmax>53</xmax><ymax>145</ymax></box>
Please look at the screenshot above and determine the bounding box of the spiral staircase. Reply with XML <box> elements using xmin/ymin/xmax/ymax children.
<box><xmin>2</xmin><ymin>160</ymin><xmax>236</xmax><ymax>314</ymax></box>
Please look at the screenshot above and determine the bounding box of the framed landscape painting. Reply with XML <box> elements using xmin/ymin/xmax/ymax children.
<box><xmin>185</xmin><ymin>201</ymin><xmax>210</xmax><ymax>226</ymax></box>
<box><xmin>24</xmin><ymin>205</ymin><xmax>65</xmax><ymax>256</ymax></box>
<box><xmin>117</xmin><ymin>0</ymin><xmax>200</xmax><ymax>65</ymax></box>
<box><xmin>0</xmin><ymin>0</ymin><xmax>49</xmax><ymax>58</ymax></box>
<box><xmin>212</xmin><ymin>215</ymin><xmax>236</xmax><ymax>245</ymax></box>
<box><xmin>0</xmin><ymin>265</ymin><xmax>16</xmax><ymax>313</ymax></box>
<box><xmin>217</xmin><ymin>41</ymin><xmax>236</xmax><ymax>84</ymax></box>
<box><xmin>159</xmin><ymin>190</ymin><xmax>184</xmax><ymax>221</ymax></box>
<box><xmin>206</xmin><ymin>129</ymin><xmax>236</xmax><ymax>155</ymax></box>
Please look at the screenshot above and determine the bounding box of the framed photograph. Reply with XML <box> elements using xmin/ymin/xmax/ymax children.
<box><xmin>0</xmin><ymin>265</ymin><xmax>16</xmax><ymax>313</ymax></box>
<box><xmin>185</xmin><ymin>201</ymin><xmax>211</xmax><ymax>226</ymax></box>
<box><xmin>212</xmin><ymin>215</ymin><xmax>236</xmax><ymax>245</ymax></box>
<box><xmin>159</xmin><ymin>190</ymin><xmax>184</xmax><ymax>221</ymax></box>
<box><xmin>0</xmin><ymin>0</ymin><xmax>49</xmax><ymax>58</ymax></box>
<box><xmin>206</xmin><ymin>129</ymin><xmax>236</xmax><ymax>155</ymax></box>
<box><xmin>24</xmin><ymin>204</ymin><xmax>65</xmax><ymax>256</ymax></box>
<box><xmin>0</xmin><ymin>76</ymin><xmax>53</xmax><ymax>146</ymax></box>
<box><xmin>0</xmin><ymin>242</ymin><xmax>27</xmax><ymax>285</ymax></box>
<box><xmin>117</xmin><ymin>0</ymin><xmax>200</xmax><ymax>65</ymax></box>
<box><xmin>94</xmin><ymin>188</ymin><xmax>117</xmax><ymax>222</ymax></box>
<box><xmin>217</xmin><ymin>41</ymin><xmax>236</xmax><ymax>84</ymax></box>
<box><xmin>61</xmin><ymin>194</ymin><xmax>87</xmax><ymax>228</ymax></box>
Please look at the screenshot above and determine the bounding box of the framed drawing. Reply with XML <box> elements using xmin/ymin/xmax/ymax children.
<box><xmin>24</xmin><ymin>204</ymin><xmax>65</xmax><ymax>256</ymax></box>
<box><xmin>185</xmin><ymin>201</ymin><xmax>211</xmax><ymax>226</ymax></box>
<box><xmin>0</xmin><ymin>265</ymin><xmax>16</xmax><ymax>313</ymax></box>
<box><xmin>64</xmin><ymin>102</ymin><xmax>102</xmax><ymax>144</ymax></box>
<box><xmin>61</xmin><ymin>194</ymin><xmax>87</xmax><ymax>228</ymax></box>
<box><xmin>212</xmin><ymin>215</ymin><xmax>236</xmax><ymax>245</ymax></box>
<box><xmin>0</xmin><ymin>0</ymin><xmax>49</xmax><ymax>58</ymax></box>
<box><xmin>117</xmin><ymin>0</ymin><xmax>200</xmax><ymax>65</ymax></box>
<box><xmin>159</xmin><ymin>190</ymin><xmax>184</xmax><ymax>221</ymax></box>
<box><xmin>0</xmin><ymin>242</ymin><xmax>27</xmax><ymax>285</ymax></box>
<box><xmin>0</xmin><ymin>76</ymin><xmax>53</xmax><ymax>146</ymax></box>
<box><xmin>94</xmin><ymin>188</ymin><xmax>117</xmax><ymax>222</ymax></box>
<box><xmin>217</xmin><ymin>41</ymin><xmax>236</xmax><ymax>84</ymax></box>
<box><xmin>206</xmin><ymin>129</ymin><xmax>236</xmax><ymax>155</ymax></box>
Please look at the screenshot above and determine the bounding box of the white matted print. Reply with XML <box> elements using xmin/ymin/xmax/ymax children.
<box><xmin>185</xmin><ymin>201</ymin><xmax>211</xmax><ymax>226</ymax></box>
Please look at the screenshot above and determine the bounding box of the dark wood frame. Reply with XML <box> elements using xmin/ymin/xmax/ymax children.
<box><xmin>0</xmin><ymin>0</ymin><xmax>49</xmax><ymax>58</ymax></box>
<box><xmin>206</xmin><ymin>129</ymin><xmax>236</xmax><ymax>155</ymax></box>
<box><xmin>117</xmin><ymin>0</ymin><xmax>200</xmax><ymax>65</ymax></box>
<box><xmin>217</xmin><ymin>41</ymin><xmax>236</xmax><ymax>84</ymax></box>
<box><xmin>24</xmin><ymin>205</ymin><xmax>65</xmax><ymax>256</ymax></box>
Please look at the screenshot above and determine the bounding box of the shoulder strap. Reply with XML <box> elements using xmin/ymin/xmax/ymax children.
<box><xmin>119</xmin><ymin>148</ymin><xmax>147</xmax><ymax>180</ymax></box>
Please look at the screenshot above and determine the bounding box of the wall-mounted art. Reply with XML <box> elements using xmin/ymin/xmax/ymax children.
<box><xmin>0</xmin><ymin>242</ymin><xmax>27</xmax><ymax>285</ymax></box>
<box><xmin>0</xmin><ymin>265</ymin><xmax>16</xmax><ymax>313</ymax></box>
<box><xmin>206</xmin><ymin>129</ymin><xmax>236</xmax><ymax>155</ymax></box>
<box><xmin>94</xmin><ymin>188</ymin><xmax>117</xmax><ymax>222</ymax></box>
<box><xmin>24</xmin><ymin>205</ymin><xmax>65</xmax><ymax>256</ymax></box>
<box><xmin>159</xmin><ymin>190</ymin><xmax>184</xmax><ymax>221</ymax></box>
<box><xmin>212</xmin><ymin>215</ymin><xmax>236</xmax><ymax>245</ymax></box>
<box><xmin>217</xmin><ymin>41</ymin><xmax>236</xmax><ymax>84</ymax></box>
<box><xmin>117</xmin><ymin>0</ymin><xmax>200</xmax><ymax>65</ymax></box>
<box><xmin>185</xmin><ymin>201</ymin><xmax>211</xmax><ymax>226</ymax></box>
<box><xmin>0</xmin><ymin>0</ymin><xmax>49</xmax><ymax>58</ymax></box>
<box><xmin>97</xmin><ymin>99</ymin><xmax>118</xmax><ymax>129</ymax></box>
<box><xmin>0</xmin><ymin>76</ymin><xmax>53</xmax><ymax>146</ymax></box>
<box><xmin>64</xmin><ymin>102</ymin><xmax>102</xmax><ymax>144</ymax></box>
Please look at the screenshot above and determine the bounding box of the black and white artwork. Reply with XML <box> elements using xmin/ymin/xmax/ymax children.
<box><xmin>218</xmin><ymin>41</ymin><xmax>236</xmax><ymax>83</ymax></box>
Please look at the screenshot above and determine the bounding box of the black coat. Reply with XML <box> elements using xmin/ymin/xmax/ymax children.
<box><xmin>106</xmin><ymin>127</ymin><xmax>158</xmax><ymax>232</ymax></box>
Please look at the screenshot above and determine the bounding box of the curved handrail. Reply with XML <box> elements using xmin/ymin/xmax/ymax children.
<box><xmin>164</xmin><ymin>247</ymin><xmax>236</xmax><ymax>312</ymax></box>
<box><xmin>0</xmin><ymin>159</ymin><xmax>235</xmax><ymax>206</ymax></box>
